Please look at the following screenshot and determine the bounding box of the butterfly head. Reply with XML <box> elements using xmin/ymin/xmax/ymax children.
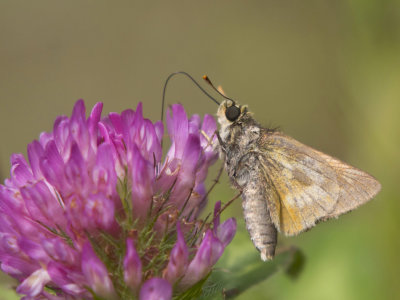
<box><xmin>217</xmin><ymin>100</ymin><xmax>248</xmax><ymax>126</ymax></box>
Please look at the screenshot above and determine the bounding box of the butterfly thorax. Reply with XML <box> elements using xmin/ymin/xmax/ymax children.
<box><xmin>217</xmin><ymin>106</ymin><xmax>265</xmax><ymax>188</ymax></box>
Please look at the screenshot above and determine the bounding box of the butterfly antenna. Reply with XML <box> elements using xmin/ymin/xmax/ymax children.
<box><xmin>203</xmin><ymin>75</ymin><xmax>236</xmax><ymax>103</ymax></box>
<box><xmin>161</xmin><ymin>71</ymin><xmax>220</xmax><ymax>124</ymax></box>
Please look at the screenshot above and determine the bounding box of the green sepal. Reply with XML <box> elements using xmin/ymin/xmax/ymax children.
<box><xmin>173</xmin><ymin>273</ymin><xmax>211</xmax><ymax>300</ymax></box>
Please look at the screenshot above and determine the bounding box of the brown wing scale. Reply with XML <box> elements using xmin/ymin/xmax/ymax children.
<box><xmin>259</xmin><ymin>132</ymin><xmax>381</xmax><ymax>236</ymax></box>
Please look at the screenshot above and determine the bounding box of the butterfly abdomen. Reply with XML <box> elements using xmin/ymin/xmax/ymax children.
<box><xmin>242</xmin><ymin>173</ymin><xmax>277</xmax><ymax>260</ymax></box>
<box><xmin>230</xmin><ymin>151</ymin><xmax>278</xmax><ymax>261</ymax></box>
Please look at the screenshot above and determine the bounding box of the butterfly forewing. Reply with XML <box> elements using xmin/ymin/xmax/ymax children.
<box><xmin>317</xmin><ymin>151</ymin><xmax>381</xmax><ymax>218</ymax></box>
<box><xmin>259</xmin><ymin>131</ymin><xmax>381</xmax><ymax>236</ymax></box>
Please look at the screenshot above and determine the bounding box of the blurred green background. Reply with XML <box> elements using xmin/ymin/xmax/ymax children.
<box><xmin>0</xmin><ymin>1</ymin><xmax>399</xmax><ymax>299</ymax></box>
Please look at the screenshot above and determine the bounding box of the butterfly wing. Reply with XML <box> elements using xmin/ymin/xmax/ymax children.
<box><xmin>259</xmin><ymin>131</ymin><xmax>381</xmax><ymax>236</ymax></box>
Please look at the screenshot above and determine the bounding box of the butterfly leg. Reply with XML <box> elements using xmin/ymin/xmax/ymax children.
<box><xmin>215</xmin><ymin>130</ymin><xmax>227</xmax><ymax>153</ymax></box>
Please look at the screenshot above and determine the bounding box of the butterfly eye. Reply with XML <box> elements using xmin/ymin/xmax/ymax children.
<box><xmin>225</xmin><ymin>105</ymin><xmax>241</xmax><ymax>121</ymax></box>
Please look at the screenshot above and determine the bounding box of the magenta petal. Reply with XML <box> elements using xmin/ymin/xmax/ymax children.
<box><xmin>130</xmin><ymin>146</ymin><xmax>154</xmax><ymax>217</ymax></box>
<box><xmin>64</xmin><ymin>143</ymin><xmax>89</xmax><ymax>192</ymax></box>
<box><xmin>181</xmin><ymin>232</ymin><xmax>212</xmax><ymax>286</ymax></box>
<box><xmin>200</xmin><ymin>114</ymin><xmax>218</xmax><ymax>162</ymax></box>
<box><xmin>130</xmin><ymin>104</ymin><xmax>144</xmax><ymax>145</ymax></box>
<box><xmin>9</xmin><ymin>154</ymin><xmax>33</xmax><ymax>187</ymax></box>
<box><xmin>135</xmin><ymin>102</ymin><xmax>143</xmax><ymax>120</ymax></box>
<box><xmin>0</xmin><ymin>186</ymin><xmax>25</xmax><ymax>215</ymax></box>
<box><xmin>121</xmin><ymin>108</ymin><xmax>135</xmax><ymax>125</ymax></box>
<box><xmin>0</xmin><ymin>255</ymin><xmax>37</xmax><ymax>281</ymax></box>
<box><xmin>142</xmin><ymin>119</ymin><xmax>162</xmax><ymax>162</ymax></box>
<box><xmin>108</xmin><ymin>112</ymin><xmax>123</xmax><ymax>138</ymax></box>
<box><xmin>120</xmin><ymin>109</ymin><xmax>136</xmax><ymax>147</ymax></box>
<box><xmin>169</xmin><ymin>134</ymin><xmax>201</xmax><ymax>214</ymax></box>
<box><xmin>88</xmin><ymin>102</ymin><xmax>103</xmax><ymax>125</ymax></box>
<box><xmin>20</xmin><ymin>181</ymin><xmax>65</xmax><ymax>228</ymax></box>
<box><xmin>83</xmin><ymin>194</ymin><xmax>116</xmax><ymax>231</ymax></box>
<box><xmin>38</xmin><ymin>131</ymin><xmax>53</xmax><ymax>148</ymax></box>
<box><xmin>0</xmin><ymin>233</ymin><xmax>19</xmax><ymax>255</ymax></box>
<box><xmin>123</xmin><ymin>238</ymin><xmax>142</xmax><ymax>290</ymax></box>
<box><xmin>64</xmin><ymin>194</ymin><xmax>85</xmax><ymax>230</ymax></box>
<box><xmin>16</xmin><ymin>268</ymin><xmax>50</xmax><ymax>297</ymax></box>
<box><xmin>1</xmin><ymin>209</ymin><xmax>41</xmax><ymax>238</ymax></box>
<box><xmin>154</xmin><ymin>121</ymin><xmax>164</xmax><ymax>144</ymax></box>
<box><xmin>181</xmin><ymin>134</ymin><xmax>201</xmax><ymax>172</ymax></box>
<box><xmin>41</xmin><ymin>238</ymin><xmax>77</xmax><ymax>265</ymax></box>
<box><xmin>27</xmin><ymin>140</ymin><xmax>44</xmax><ymax>179</ymax></box>
<box><xmin>81</xmin><ymin>242</ymin><xmax>116</xmax><ymax>299</ymax></box>
<box><xmin>70</xmin><ymin>100</ymin><xmax>86</xmax><ymax>124</ymax></box>
<box><xmin>189</xmin><ymin>183</ymin><xmax>207</xmax><ymax>215</ymax></box>
<box><xmin>166</xmin><ymin>104</ymin><xmax>189</xmax><ymax>159</ymax></box>
<box><xmin>40</xmin><ymin>140</ymin><xmax>68</xmax><ymax>192</ymax></box>
<box><xmin>53</xmin><ymin>116</ymin><xmax>70</xmax><ymax>152</ymax></box>
<box><xmin>174</xmin><ymin>135</ymin><xmax>201</xmax><ymax>189</ymax></box>
<box><xmin>189</xmin><ymin>114</ymin><xmax>201</xmax><ymax>134</ymax></box>
<box><xmin>201</xmin><ymin>114</ymin><xmax>217</xmax><ymax>141</ymax></box>
<box><xmin>92</xmin><ymin>143</ymin><xmax>118</xmax><ymax>197</ymax></box>
<box><xmin>165</xmin><ymin>222</ymin><xmax>189</xmax><ymax>284</ymax></box>
<box><xmin>47</xmin><ymin>262</ymin><xmax>87</xmax><ymax>296</ymax></box>
<box><xmin>181</xmin><ymin>230</ymin><xmax>224</xmax><ymax>287</ymax></box>
<box><xmin>69</xmin><ymin>100</ymin><xmax>90</xmax><ymax>158</ymax></box>
<box><xmin>139</xmin><ymin>278</ymin><xmax>172</xmax><ymax>300</ymax></box>
<box><xmin>217</xmin><ymin>218</ymin><xmax>237</xmax><ymax>248</ymax></box>
<box><xmin>88</xmin><ymin>102</ymin><xmax>103</xmax><ymax>150</ymax></box>
<box><xmin>18</xmin><ymin>238</ymin><xmax>48</xmax><ymax>263</ymax></box>
<box><xmin>98</xmin><ymin>121</ymin><xmax>111</xmax><ymax>143</ymax></box>
<box><xmin>210</xmin><ymin>236</ymin><xmax>225</xmax><ymax>266</ymax></box>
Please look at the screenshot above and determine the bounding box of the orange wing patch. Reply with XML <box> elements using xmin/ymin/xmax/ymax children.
<box><xmin>263</xmin><ymin>182</ymin><xmax>304</xmax><ymax>235</ymax></box>
<box><xmin>261</xmin><ymin>133</ymin><xmax>344</xmax><ymax>236</ymax></box>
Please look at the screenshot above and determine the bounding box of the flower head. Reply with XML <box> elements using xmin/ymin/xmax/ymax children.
<box><xmin>0</xmin><ymin>100</ymin><xmax>236</xmax><ymax>299</ymax></box>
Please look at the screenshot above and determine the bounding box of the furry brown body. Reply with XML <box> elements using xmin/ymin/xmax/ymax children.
<box><xmin>216</xmin><ymin>100</ymin><xmax>381</xmax><ymax>261</ymax></box>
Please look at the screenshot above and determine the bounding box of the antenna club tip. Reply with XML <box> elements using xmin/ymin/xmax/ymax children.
<box><xmin>203</xmin><ymin>75</ymin><xmax>212</xmax><ymax>85</ymax></box>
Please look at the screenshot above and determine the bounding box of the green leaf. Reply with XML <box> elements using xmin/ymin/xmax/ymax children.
<box><xmin>199</xmin><ymin>247</ymin><xmax>305</xmax><ymax>299</ymax></box>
